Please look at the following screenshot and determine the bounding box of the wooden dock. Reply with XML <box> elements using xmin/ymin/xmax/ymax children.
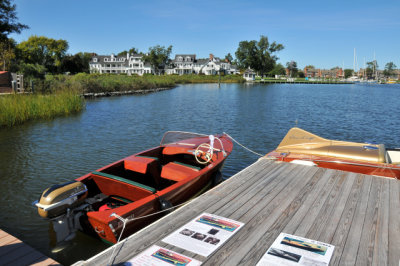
<box><xmin>75</xmin><ymin>158</ymin><xmax>400</xmax><ymax>265</ymax></box>
<box><xmin>0</xmin><ymin>229</ymin><xmax>59</xmax><ymax>266</ymax></box>
<box><xmin>255</xmin><ymin>80</ymin><xmax>354</xmax><ymax>84</ymax></box>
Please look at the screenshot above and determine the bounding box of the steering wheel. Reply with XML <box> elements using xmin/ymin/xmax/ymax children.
<box><xmin>195</xmin><ymin>143</ymin><xmax>213</xmax><ymax>164</ymax></box>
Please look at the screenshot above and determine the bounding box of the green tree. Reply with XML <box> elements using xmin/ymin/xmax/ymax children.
<box><xmin>0</xmin><ymin>0</ymin><xmax>28</xmax><ymax>40</ymax></box>
<box><xmin>142</xmin><ymin>45</ymin><xmax>172</xmax><ymax>75</ymax></box>
<box><xmin>286</xmin><ymin>61</ymin><xmax>298</xmax><ymax>77</ymax></box>
<box><xmin>18</xmin><ymin>63</ymin><xmax>46</xmax><ymax>79</ymax></box>
<box><xmin>366</xmin><ymin>60</ymin><xmax>378</xmax><ymax>78</ymax></box>
<box><xmin>224</xmin><ymin>53</ymin><xmax>233</xmax><ymax>63</ymax></box>
<box><xmin>118</xmin><ymin>47</ymin><xmax>140</xmax><ymax>57</ymax></box>
<box><xmin>0</xmin><ymin>37</ymin><xmax>16</xmax><ymax>70</ymax></box>
<box><xmin>268</xmin><ymin>63</ymin><xmax>286</xmax><ymax>76</ymax></box>
<box><xmin>235</xmin><ymin>35</ymin><xmax>284</xmax><ymax>76</ymax></box>
<box><xmin>383</xmin><ymin>62</ymin><xmax>397</xmax><ymax>77</ymax></box>
<box><xmin>61</xmin><ymin>52</ymin><xmax>92</xmax><ymax>74</ymax></box>
<box><xmin>344</xmin><ymin>69</ymin><xmax>353</xmax><ymax>79</ymax></box>
<box><xmin>16</xmin><ymin>35</ymin><xmax>69</xmax><ymax>74</ymax></box>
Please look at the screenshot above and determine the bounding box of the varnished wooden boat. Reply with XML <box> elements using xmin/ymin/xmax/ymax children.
<box><xmin>266</xmin><ymin>127</ymin><xmax>400</xmax><ymax>179</ymax></box>
<box><xmin>34</xmin><ymin>132</ymin><xmax>233</xmax><ymax>244</ymax></box>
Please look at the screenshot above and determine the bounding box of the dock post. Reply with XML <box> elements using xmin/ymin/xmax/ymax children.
<box><xmin>12</xmin><ymin>80</ymin><xmax>17</xmax><ymax>93</ymax></box>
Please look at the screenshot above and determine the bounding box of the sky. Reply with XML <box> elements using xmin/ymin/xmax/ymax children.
<box><xmin>9</xmin><ymin>0</ymin><xmax>400</xmax><ymax>70</ymax></box>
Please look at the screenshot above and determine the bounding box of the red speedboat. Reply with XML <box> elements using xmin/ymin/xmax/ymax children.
<box><xmin>266</xmin><ymin>127</ymin><xmax>400</xmax><ymax>179</ymax></box>
<box><xmin>34</xmin><ymin>132</ymin><xmax>233</xmax><ymax>244</ymax></box>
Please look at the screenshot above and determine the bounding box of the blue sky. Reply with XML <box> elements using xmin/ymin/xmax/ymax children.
<box><xmin>10</xmin><ymin>0</ymin><xmax>400</xmax><ymax>69</ymax></box>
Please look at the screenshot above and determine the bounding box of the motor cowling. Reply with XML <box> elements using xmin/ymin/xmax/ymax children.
<box><xmin>35</xmin><ymin>181</ymin><xmax>88</xmax><ymax>219</ymax></box>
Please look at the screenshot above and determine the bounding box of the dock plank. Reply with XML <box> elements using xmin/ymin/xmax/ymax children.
<box><xmin>236</xmin><ymin>167</ymin><xmax>326</xmax><ymax>265</ymax></box>
<box><xmin>318</xmin><ymin>172</ymin><xmax>358</xmax><ymax>243</ymax></box>
<box><xmin>305</xmin><ymin>171</ymin><xmax>356</xmax><ymax>241</ymax></box>
<box><xmin>328</xmin><ymin>174</ymin><xmax>365</xmax><ymax>265</ymax></box>
<box><xmin>75</xmin><ymin>160</ymin><xmax>399</xmax><ymax>266</ymax></box>
<box><xmin>0</xmin><ymin>229</ymin><xmax>59</xmax><ymax>266</ymax></box>
<box><xmin>388</xmin><ymin>179</ymin><xmax>400</xmax><ymax>265</ymax></box>
<box><xmin>284</xmin><ymin>168</ymin><xmax>339</xmax><ymax>234</ymax></box>
<box><xmin>372</xmin><ymin>178</ymin><xmax>389</xmax><ymax>266</ymax></box>
<box><xmin>338</xmin><ymin>174</ymin><xmax>372</xmax><ymax>266</ymax></box>
<box><xmin>355</xmin><ymin>177</ymin><xmax>382</xmax><ymax>266</ymax></box>
<box><xmin>205</xmin><ymin>166</ymin><xmax>319</xmax><ymax>265</ymax></box>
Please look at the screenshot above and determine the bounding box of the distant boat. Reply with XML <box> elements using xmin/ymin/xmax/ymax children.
<box><xmin>266</xmin><ymin>127</ymin><xmax>400</xmax><ymax>179</ymax></box>
<box><xmin>347</xmin><ymin>76</ymin><xmax>360</xmax><ymax>83</ymax></box>
<box><xmin>387</xmin><ymin>79</ymin><xmax>397</xmax><ymax>84</ymax></box>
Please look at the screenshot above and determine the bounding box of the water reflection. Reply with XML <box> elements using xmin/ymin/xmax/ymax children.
<box><xmin>0</xmin><ymin>83</ymin><xmax>399</xmax><ymax>264</ymax></box>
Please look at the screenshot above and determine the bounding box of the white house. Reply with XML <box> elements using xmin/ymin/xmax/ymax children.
<box><xmin>90</xmin><ymin>53</ymin><xmax>239</xmax><ymax>76</ymax></box>
<box><xmin>243</xmin><ymin>69</ymin><xmax>256</xmax><ymax>81</ymax></box>
<box><xmin>89</xmin><ymin>53</ymin><xmax>129</xmax><ymax>74</ymax></box>
<box><xmin>89</xmin><ymin>53</ymin><xmax>153</xmax><ymax>75</ymax></box>
<box><xmin>173</xmin><ymin>54</ymin><xmax>196</xmax><ymax>74</ymax></box>
<box><xmin>173</xmin><ymin>54</ymin><xmax>236</xmax><ymax>75</ymax></box>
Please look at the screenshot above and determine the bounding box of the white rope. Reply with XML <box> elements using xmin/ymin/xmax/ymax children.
<box><xmin>223</xmin><ymin>132</ymin><xmax>265</xmax><ymax>157</ymax></box>
<box><xmin>107</xmin><ymin>214</ymin><xmax>127</xmax><ymax>266</ymax></box>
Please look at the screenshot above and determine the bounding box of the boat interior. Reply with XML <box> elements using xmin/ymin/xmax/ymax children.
<box><xmin>81</xmin><ymin>146</ymin><xmax>210</xmax><ymax>211</ymax></box>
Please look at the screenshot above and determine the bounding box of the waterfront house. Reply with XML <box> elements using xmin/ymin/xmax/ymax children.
<box><xmin>90</xmin><ymin>54</ymin><xmax>129</xmax><ymax>74</ymax></box>
<box><xmin>90</xmin><ymin>53</ymin><xmax>239</xmax><ymax>76</ymax></box>
<box><xmin>89</xmin><ymin>53</ymin><xmax>153</xmax><ymax>75</ymax></box>
<box><xmin>303</xmin><ymin>67</ymin><xmax>344</xmax><ymax>79</ymax></box>
<box><xmin>173</xmin><ymin>54</ymin><xmax>197</xmax><ymax>75</ymax></box>
<box><xmin>172</xmin><ymin>54</ymin><xmax>234</xmax><ymax>75</ymax></box>
<box><xmin>243</xmin><ymin>69</ymin><xmax>256</xmax><ymax>81</ymax></box>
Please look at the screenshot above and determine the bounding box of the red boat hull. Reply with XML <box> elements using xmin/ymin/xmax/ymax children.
<box><xmin>75</xmin><ymin>133</ymin><xmax>233</xmax><ymax>244</ymax></box>
<box><xmin>266</xmin><ymin>151</ymin><xmax>400</xmax><ymax>179</ymax></box>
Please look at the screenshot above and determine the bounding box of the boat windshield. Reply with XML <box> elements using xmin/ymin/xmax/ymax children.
<box><xmin>160</xmin><ymin>131</ymin><xmax>207</xmax><ymax>146</ymax></box>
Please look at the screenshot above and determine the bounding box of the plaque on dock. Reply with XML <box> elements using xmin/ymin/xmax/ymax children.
<box><xmin>256</xmin><ymin>233</ymin><xmax>335</xmax><ymax>266</ymax></box>
<box><xmin>162</xmin><ymin>213</ymin><xmax>244</xmax><ymax>257</ymax></box>
<box><xmin>125</xmin><ymin>245</ymin><xmax>201</xmax><ymax>266</ymax></box>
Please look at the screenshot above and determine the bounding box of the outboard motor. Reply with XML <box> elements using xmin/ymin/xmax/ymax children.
<box><xmin>33</xmin><ymin>181</ymin><xmax>88</xmax><ymax>244</ymax></box>
<box><xmin>34</xmin><ymin>181</ymin><xmax>88</xmax><ymax>218</ymax></box>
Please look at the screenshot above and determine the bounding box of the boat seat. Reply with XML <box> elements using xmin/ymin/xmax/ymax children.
<box><xmin>162</xmin><ymin>146</ymin><xmax>193</xmax><ymax>156</ymax></box>
<box><xmin>92</xmin><ymin>171</ymin><xmax>156</xmax><ymax>193</ymax></box>
<box><xmin>124</xmin><ymin>155</ymin><xmax>161</xmax><ymax>188</ymax></box>
<box><xmin>124</xmin><ymin>155</ymin><xmax>159</xmax><ymax>174</ymax></box>
<box><xmin>161</xmin><ymin>161</ymin><xmax>200</xmax><ymax>182</ymax></box>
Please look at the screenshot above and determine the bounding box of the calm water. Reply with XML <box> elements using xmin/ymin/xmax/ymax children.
<box><xmin>1</xmin><ymin>83</ymin><xmax>399</xmax><ymax>264</ymax></box>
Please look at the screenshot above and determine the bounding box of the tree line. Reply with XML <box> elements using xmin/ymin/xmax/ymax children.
<box><xmin>1</xmin><ymin>0</ymin><xmax>397</xmax><ymax>81</ymax></box>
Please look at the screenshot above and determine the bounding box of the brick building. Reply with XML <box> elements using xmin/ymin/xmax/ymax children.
<box><xmin>303</xmin><ymin>67</ymin><xmax>344</xmax><ymax>79</ymax></box>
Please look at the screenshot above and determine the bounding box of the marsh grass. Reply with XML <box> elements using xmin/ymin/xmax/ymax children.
<box><xmin>0</xmin><ymin>73</ymin><xmax>244</xmax><ymax>127</ymax></box>
<box><xmin>0</xmin><ymin>90</ymin><xmax>84</xmax><ymax>127</ymax></box>
<box><xmin>43</xmin><ymin>73</ymin><xmax>244</xmax><ymax>94</ymax></box>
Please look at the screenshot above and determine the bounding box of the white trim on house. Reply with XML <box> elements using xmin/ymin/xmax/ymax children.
<box><xmin>89</xmin><ymin>53</ymin><xmax>239</xmax><ymax>76</ymax></box>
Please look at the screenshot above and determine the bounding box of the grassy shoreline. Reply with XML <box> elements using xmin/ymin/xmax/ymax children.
<box><xmin>44</xmin><ymin>73</ymin><xmax>245</xmax><ymax>94</ymax></box>
<box><xmin>0</xmin><ymin>74</ymin><xmax>244</xmax><ymax>127</ymax></box>
<box><xmin>0</xmin><ymin>90</ymin><xmax>84</xmax><ymax>127</ymax></box>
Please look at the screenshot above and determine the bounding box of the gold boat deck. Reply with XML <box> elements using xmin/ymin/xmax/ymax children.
<box><xmin>75</xmin><ymin>158</ymin><xmax>399</xmax><ymax>266</ymax></box>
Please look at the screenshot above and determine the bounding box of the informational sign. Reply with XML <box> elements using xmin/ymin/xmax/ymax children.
<box><xmin>162</xmin><ymin>213</ymin><xmax>244</xmax><ymax>257</ymax></box>
<box><xmin>125</xmin><ymin>245</ymin><xmax>201</xmax><ymax>266</ymax></box>
<box><xmin>257</xmin><ymin>233</ymin><xmax>335</xmax><ymax>266</ymax></box>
